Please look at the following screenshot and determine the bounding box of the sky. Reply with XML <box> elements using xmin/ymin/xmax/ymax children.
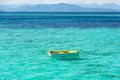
<box><xmin>0</xmin><ymin>0</ymin><xmax>120</xmax><ymax>5</ymax></box>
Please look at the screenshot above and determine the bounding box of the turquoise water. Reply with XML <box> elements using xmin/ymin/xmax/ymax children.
<box><xmin>0</xmin><ymin>12</ymin><xmax>120</xmax><ymax>80</ymax></box>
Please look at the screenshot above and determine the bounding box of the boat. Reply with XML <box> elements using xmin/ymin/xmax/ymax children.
<box><xmin>48</xmin><ymin>50</ymin><xmax>80</xmax><ymax>59</ymax></box>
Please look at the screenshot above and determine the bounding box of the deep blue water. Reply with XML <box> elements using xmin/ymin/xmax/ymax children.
<box><xmin>0</xmin><ymin>12</ymin><xmax>120</xmax><ymax>80</ymax></box>
<box><xmin>1</xmin><ymin>12</ymin><xmax>120</xmax><ymax>29</ymax></box>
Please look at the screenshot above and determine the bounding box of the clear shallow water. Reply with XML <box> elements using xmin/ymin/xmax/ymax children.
<box><xmin>0</xmin><ymin>12</ymin><xmax>120</xmax><ymax>80</ymax></box>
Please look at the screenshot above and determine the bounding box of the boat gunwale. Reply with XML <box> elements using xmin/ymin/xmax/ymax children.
<box><xmin>49</xmin><ymin>50</ymin><xmax>80</xmax><ymax>54</ymax></box>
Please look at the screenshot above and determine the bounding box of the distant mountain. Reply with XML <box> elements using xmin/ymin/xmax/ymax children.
<box><xmin>79</xmin><ymin>3</ymin><xmax>120</xmax><ymax>11</ymax></box>
<box><xmin>0</xmin><ymin>3</ymin><xmax>119</xmax><ymax>12</ymax></box>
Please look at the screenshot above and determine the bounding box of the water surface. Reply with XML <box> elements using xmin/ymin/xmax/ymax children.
<box><xmin>0</xmin><ymin>12</ymin><xmax>120</xmax><ymax>80</ymax></box>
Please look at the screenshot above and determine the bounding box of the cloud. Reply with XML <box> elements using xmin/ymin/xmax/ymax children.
<box><xmin>0</xmin><ymin>0</ymin><xmax>120</xmax><ymax>5</ymax></box>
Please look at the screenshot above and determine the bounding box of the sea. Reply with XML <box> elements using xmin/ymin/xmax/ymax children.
<box><xmin>0</xmin><ymin>12</ymin><xmax>120</xmax><ymax>80</ymax></box>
